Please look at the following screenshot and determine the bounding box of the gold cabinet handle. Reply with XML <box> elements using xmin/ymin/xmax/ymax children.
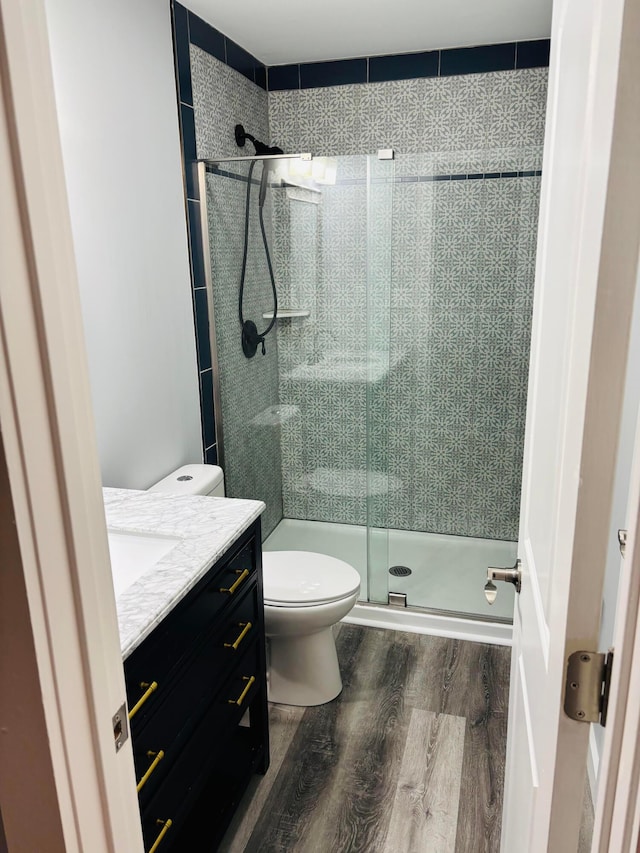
<box><xmin>224</xmin><ymin>621</ymin><xmax>252</xmax><ymax>651</ymax></box>
<box><xmin>228</xmin><ymin>675</ymin><xmax>256</xmax><ymax>706</ymax></box>
<box><xmin>219</xmin><ymin>568</ymin><xmax>250</xmax><ymax>595</ymax></box>
<box><xmin>149</xmin><ymin>819</ymin><xmax>173</xmax><ymax>853</ymax></box>
<box><xmin>128</xmin><ymin>681</ymin><xmax>158</xmax><ymax>720</ymax></box>
<box><xmin>136</xmin><ymin>749</ymin><xmax>165</xmax><ymax>793</ymax></box>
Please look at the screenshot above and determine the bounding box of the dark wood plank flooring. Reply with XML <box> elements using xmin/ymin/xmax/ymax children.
<box><xmin>220</xmin><ymin>625</ymin><xmax>510</xmax><ymax>853</ymax></box>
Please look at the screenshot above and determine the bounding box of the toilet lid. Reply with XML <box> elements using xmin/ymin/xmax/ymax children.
<box><xmin>262</xmin><ymin>551</ymin><xmax>361</xmax><ymax>606</ymax></box>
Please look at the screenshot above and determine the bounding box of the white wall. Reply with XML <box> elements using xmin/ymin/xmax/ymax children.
<box><xmin>44</xmin><ymin>0</ymin><xmax>202</xmax><ymax>489</ymax></box>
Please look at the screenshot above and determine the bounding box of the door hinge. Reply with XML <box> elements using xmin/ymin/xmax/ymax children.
<box><xmin>564</xmin><ymin>649</ymin><xmax>614</xmax><ymax>727</ymax></box>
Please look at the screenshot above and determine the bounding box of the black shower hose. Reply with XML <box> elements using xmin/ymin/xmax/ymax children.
<box><xmin>238</xmin><ymin>159</ymin><xmax>278</xmax><ymax>349</ymax></box>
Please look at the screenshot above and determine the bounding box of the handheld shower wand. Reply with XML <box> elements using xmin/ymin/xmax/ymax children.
<box><xmin>235</xmin><ymin>125</ymin><xmax>283</xmax><ymax>358</ymax></box>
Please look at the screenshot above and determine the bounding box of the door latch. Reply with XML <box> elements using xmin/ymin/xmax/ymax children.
<box><xmin>112</xmin><ymin>702</ymin><xmax>129</xmax><ymax>752</ymax></box>
<box><xmin>564</xmin><ymin>650</ymin><xmax>614</xmax><ymax>726</ymax></box>
<box><xmin>484</xmin><ymin>560</ymin><xmax>522</xmax><ymax>604</ymax></box>
<box><xmin>618</xmin><ymin>529</ymin><xmax>628</xmax><ymax>557</ymax></box>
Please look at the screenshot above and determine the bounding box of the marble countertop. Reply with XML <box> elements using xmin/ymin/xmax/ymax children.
<box><xmin>104</xmin><ymin>488</ymin><xmax>265</xmax><ymax>659</ymax></box>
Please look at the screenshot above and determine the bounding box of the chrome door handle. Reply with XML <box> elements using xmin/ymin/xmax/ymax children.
<box><xmin>484</xmin><ymin>560</ymin><xmax>522</xmax><ymax>604</ymax></box>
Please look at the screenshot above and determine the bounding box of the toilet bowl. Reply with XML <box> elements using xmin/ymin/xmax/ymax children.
<box><xmin>148</xmin><ymin>465</ymin><xmax>360</xmax><ymax>707</ymax></box>
<box><xmin>263</xmin><ymin>551</ymin><xmax>360</xmax><ymax>706</ymax></box>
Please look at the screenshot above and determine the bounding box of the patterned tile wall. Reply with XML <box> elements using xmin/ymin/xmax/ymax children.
<box><xmin>269</xmin><ymin>69</ymin><xmax>547</xmax><ymax>540</ymax></box>
<box><xmin>269</xmin><ymin>69</ymin><xmax>547</xmax><ymax>163</ymax></box>
<box><xmin>385</xmin><ymin>173</ymin><xmax>540</xmax><ymax>539</ymax></box>
<box><xmin>190</xmin><ymin>45</ymin><xmax>283</xmax><ymax>538</ymax></box>
<box><xmin>274</xmin><ymin>173</ymin><xmax>370</xmax><ymax>524</ymax></box>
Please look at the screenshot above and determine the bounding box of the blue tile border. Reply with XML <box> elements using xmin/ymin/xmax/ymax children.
<box><xmin>188</xmin><ymin>10</ymin><xmax>225</xmax><ymax>64</ymax></box>
<box><xmin>516</xmin><ymin>39</ymin><xmax>551</xmax><ymax>69</ymax></box>
<box><xmin>179</xmin><ymin>103</ymin><xmax>198</xmax><ymax>201</ymax></box>
<box><xmin>369</xmin><ymin>51</ymin><xmax>439</xmax><ymax>83</ymax></box>
<box><xmin>204</xmin><ymin>444</ymin><xmax>218</xmax><ymax>465</ymax></box>
<box><xmin>186</xmin><ymin>7</ymin><xmax>267</xmax><ymax>90</ymax></box>
<box><xmin>267</xmin><ymin>39</ymin><xmax>550</xmax><ymax>90</ymax></box>
<box><xmin>300</xmin><ymin>58</ymin><xmax>367</xmax><ymax>89</ymax></box>
<box><xmin>187</xmin><ymin>200</ymin><xmax>205</xmax><ymax>288</ymax></box>
<box><xmin>172</xmin><ymin>2</ymin><xmax>192</xmax><ymax>105</ymax></box>
<box><xmin>205</xmin><ymin>168</ymin><xmax>544</xmax><ymax>190</ymax></box>
<box><xmin>324</xmin><ymin>170</ymin><xmax>542</xmax><ymax>187</ymax></box>
<box><xmin>200</xmin><ymin>369</ymin><xmax>216</xmax><ymax>448</ymax></box>
<box><xmin>193</xmin><ymin>288</ymin><xmax>212</xmax><ymax>373</ymax></box>
<box><xmin>440</xmin><ymin>43</ymin><xmax>516</xmax><ymax>76</ymax></box>
<box><xmin>208</xmin><ymin>165</ymin><xmax>262</xmax><ymax>184</ymax></box>
<box><xmin>268</xmin><ymin>63</ymin><xmax>299</xmax><ymax>91</ymax></box>
<box><xmin>226</xmin><ymin>37</ymin><xmax>259</xmax><ymax>84</ymax></box>
<box><xmin>255</xmin><ymin>63</ymin><xmax>267</xmax><ymax>90</ymax></box>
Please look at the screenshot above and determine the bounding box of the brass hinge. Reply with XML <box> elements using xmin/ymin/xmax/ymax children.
<box><xmin>564</xmin><ymin>650</ymin><xmax>614</xmax><ymax>727</ymax></box>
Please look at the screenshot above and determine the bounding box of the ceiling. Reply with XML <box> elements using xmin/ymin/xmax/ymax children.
<box><xmin>186</xmin><ymin>0</ymin><xmax>553</xmax><ymax>66</ymax></box>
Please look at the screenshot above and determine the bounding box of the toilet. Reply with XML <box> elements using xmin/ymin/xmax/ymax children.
<box><xmin>262</xmin><ymin>551</ymin><xmax>360</xmax><ymax>706</ymax></box>
<box><xmin>148</xmin><ymin>463</ymin><xmax>226</xmax><ymax>497</ymax></box>
<box><xmin>148</xmin><ymin>464</ymin><xmax>360</xmax><ymax>707</ymax></box>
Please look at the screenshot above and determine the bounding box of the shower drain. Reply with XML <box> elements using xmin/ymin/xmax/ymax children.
<box><xmin>389</xmin><ymin>565</ymin><xmax>412</xmax><ymax>577</ymax></box>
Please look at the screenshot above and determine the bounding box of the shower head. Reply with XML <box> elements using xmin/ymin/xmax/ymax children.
<box><xmin>235</xmin><ymin>124</ymin><xmax>283</xmax><ymax>156</ymax></box>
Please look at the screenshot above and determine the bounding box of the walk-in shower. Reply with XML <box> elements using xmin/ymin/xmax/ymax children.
<box><xmin>197</xmin><ymin>136</ymin><xmax>541</xmax><ymax>631</ymax></box>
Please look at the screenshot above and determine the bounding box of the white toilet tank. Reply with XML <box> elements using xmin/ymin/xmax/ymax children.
<box><xmin>148</xmin><ymin>464</ymin><xmax>225</xmax><ymax>497</ymax></box>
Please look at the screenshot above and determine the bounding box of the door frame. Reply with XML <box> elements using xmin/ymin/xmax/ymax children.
<box><xmin>590</xmin><ymin>3</ymin><xmax>640</xmax><ymax>847</ymax></box>
<box><xmin>594</xmin><ymin>401</ymin><xmax>640</xmax><ymax>851</ymax></box>
<box><xmin>0</xmin><ymin>0</ymin><xmax>143</xmax><ymax>849</ymax></box>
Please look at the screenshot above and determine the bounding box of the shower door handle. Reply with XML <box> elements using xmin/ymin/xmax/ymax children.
<box><xmin>484</xmin><ymin>560</ymin><xmax>522</xmax><ymax>604</ymax></box>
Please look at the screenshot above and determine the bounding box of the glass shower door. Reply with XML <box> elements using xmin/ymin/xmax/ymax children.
<box><xmin>375</xmin><ymin>149</ymin><xmax>541</xmax><ymax>619</ymax></box>
<box><xmin>273</xmin><ymin>154</ymin><xmax>377</xmax><ymax>600</ymax></box>
<box><xmin>366</xmin><ymin>154</ymin><xmax>394</xmax><ymax>604</ymax></box>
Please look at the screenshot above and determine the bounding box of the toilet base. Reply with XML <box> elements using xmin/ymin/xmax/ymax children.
<box><xmin>268</xmin><ymin>627</ymin><xmax>342</xmax><ymax>706</ymax></box>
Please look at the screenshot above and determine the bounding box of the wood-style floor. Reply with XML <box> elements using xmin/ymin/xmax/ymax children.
<box><xmin>220</xmin><ymin>624</ymin><xmax>510</xmax><ymax>853</ymax></box>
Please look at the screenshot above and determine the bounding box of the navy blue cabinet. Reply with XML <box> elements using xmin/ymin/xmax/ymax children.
<box><xmin>124</xmin><ymin>521</ymin><xmax>269</xmax><ymax>852</ymax></box>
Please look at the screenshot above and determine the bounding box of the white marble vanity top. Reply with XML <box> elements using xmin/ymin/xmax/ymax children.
<box><xmin>103</xmin><ymin>487</ymin><xmax>265</xmax><ymax>659</ymax></box>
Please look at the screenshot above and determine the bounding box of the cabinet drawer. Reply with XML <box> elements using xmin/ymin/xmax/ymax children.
<box><xmin>133</xmin><ymin>586</ymin><xmax>261</xmax><ymax>802</ymax></box>
<box><xmin>140</xmin><ymin>645</ymin><xmax>262</xmax><ymax>851</ymax></box>
<box><xmin>126</xmin><ymin>536</ymin><xmax>256</xmax><ymax>729</ymax></box>
<box><xmin>161</xmin><ymin>727</ymin><xmax>265</xmax><ymax>852</ymax></box>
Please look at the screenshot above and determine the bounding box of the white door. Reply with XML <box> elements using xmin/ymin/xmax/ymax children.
<box><xmin>501</xmin><ymin>0</ymin><xmax>640</xmax><ymax>849</ymax></box>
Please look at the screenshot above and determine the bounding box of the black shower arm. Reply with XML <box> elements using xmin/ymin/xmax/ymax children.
<box><xmin>235</xmin><ymin>123</ymin><xmax>283</xmax><ymax>156</ymax></box>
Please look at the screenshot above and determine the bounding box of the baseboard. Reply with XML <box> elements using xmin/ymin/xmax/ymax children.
<box><xmin>343</xmin><ymin>602</ymin><xmax>513</xmax><ymax>646</ymax></box>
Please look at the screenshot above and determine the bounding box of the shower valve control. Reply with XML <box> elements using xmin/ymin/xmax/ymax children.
<box><xmin>484</xmin><ymin>560</ymin><xmax>522</xmax><ymax>604</ymax></box>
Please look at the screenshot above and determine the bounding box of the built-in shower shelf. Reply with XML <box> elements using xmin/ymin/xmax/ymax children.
<box><xmin>262</xmin><ymin>309</ymin><xmax>310</xmax><ymax>320</ymax></box>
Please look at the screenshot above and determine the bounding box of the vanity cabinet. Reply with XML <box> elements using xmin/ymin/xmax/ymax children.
<box><xmin>123</xmin><ymin>520</ymin><xmax>269</xmax><ymax>852</ymax></box>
